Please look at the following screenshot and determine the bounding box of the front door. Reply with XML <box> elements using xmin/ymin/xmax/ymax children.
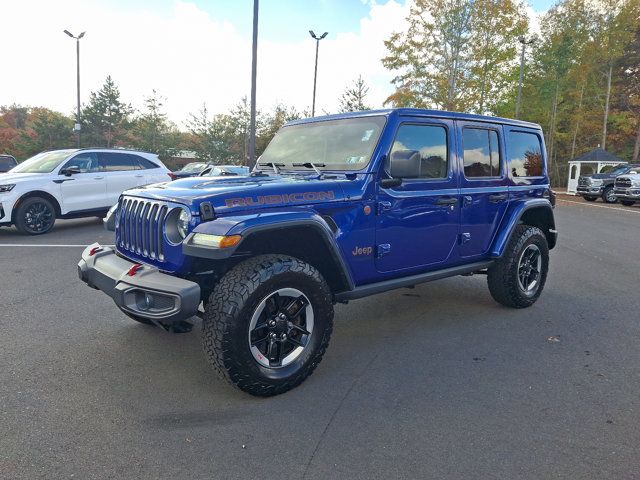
<box><xmin>375</xmin><ymin>119</ymin><xmax>460</xmax><ymax>273</ymax></box>
<box><xmin>58</xmin><ymin>152</ymin><xmax>107</xmax><ymax>213</ymax></box>
<box><xmin>456</xmin><ymin>121</ymin><xmax>509</xmax><ymax>258</ymax></box>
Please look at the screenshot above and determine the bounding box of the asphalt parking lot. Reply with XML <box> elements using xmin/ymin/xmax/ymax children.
<box><xmin>2</xmin><ymin>199</ymin><xmax>640</xmax><ymax>480</ymax></box>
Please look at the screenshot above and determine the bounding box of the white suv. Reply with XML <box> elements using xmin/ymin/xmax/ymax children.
<box><xmin>0</xmin><ymin>148</ymin><xmax>171</xmax><ymax>235</ymax></box>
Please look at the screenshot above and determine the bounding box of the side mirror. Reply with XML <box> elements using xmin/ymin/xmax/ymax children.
<box><xmin>389</xmin><ymin>150</ymin><xmax>421</xmax><ymax>179</ymax></box>
<box><xmin>61</xmin><ymin>166</ymin><xmax>81</xmax><ymax>176</ymax></box>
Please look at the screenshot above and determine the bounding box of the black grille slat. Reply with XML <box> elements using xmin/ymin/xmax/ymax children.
<box><xmin>117</xmin><ymin>197</ymin><xmax>168</xmax><ymax>263</ymax></box>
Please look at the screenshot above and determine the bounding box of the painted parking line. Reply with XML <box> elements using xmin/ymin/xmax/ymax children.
<box><xmin>557</xmin><ymin>198</ymin><xmax>640</xmax><ymax>214</ymax></box>
<box><xmin>0</xmin><ymin>244</ymin><xmax>114</xmax><ymax>248</ymax></box>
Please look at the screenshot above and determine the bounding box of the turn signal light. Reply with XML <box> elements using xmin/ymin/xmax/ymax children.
<box><xmin>191</xmin><ymin>233</ymin><xmax>242</xmax><ymax>249</ymax></box>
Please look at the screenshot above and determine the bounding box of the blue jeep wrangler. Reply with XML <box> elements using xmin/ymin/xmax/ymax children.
<box><xmin>78</xmin><ymin>109</ymin><xmax>557</xmax><ymax>396</ymax></box>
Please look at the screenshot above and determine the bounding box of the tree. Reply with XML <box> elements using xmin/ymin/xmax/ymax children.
<box><xmin>615</xmin><ymin>23</ymin><xmax>640</xmax><ymax>161</ymax></box>
<box><xmin>131</xmin><ymin>90</ymin><xmax>180</xmax><ymax>160</ymax></box>
<box><xmin>338</xmin><ymin>75</ymin><xmax>371</xmax><ymax>112</ymax></box>
<box><xmin>15</xmin><ymin>108</ymin><xmax>73</xmax><ymax>156</ymax></box>
<box><xmin>468</xmin><ymin>0</ymin><xmax>528</xmax><ymax>113</ymax></box>
<box><xmin>186</xmin><ymin>104</ymin><xmax>235</xmax><ymax>164</ymax></box>
<box><xmin>383</xmin><ymin>0</ymin><xmax>474</xmax><ymax>110</ymax></box>
<box><xmin>82</xmin><ymin>75</ymin><xmax>132</xmax><ymax>147</ymax></box>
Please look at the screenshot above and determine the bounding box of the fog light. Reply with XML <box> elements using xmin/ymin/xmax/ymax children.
<box><xmin>191</xmin><ymin>233</ymin><xmax>241</xmax><ymax>248</ymax></box>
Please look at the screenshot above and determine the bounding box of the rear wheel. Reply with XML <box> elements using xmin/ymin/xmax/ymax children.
<box><xmin>621</xmin><ymin>200</ymin><xmax>635</xmax><ymax>207</ymax></box>
<box><xmin>602</xmin><ymin>186</ymin><xmax>617</xmax><ymax>204</ymax></box>
<box><xmin>487</xmin><ymin>225</ymin><xmax>549</xmax><ymax>308</ymax></box>
<box><xmin>583</xmin><ymin>196</ymin><xmax>597</xmax><ymax>202</ymax></box>
<box><xmin>202</xmin><ymin>254</ymin><xmax>334</xmax><ymax>396</ymax></box>
<box><xmin>15</xmin><ymin>197</ymin><xmax>56</xmax><ymax>235</ymax></box>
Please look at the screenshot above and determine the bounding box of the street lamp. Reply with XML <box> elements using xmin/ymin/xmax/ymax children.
<box><xmin>515</xmin><ymin>35</ymin><xmax>535</xmax><ymax>120</ymax></box>
<box><xmin>309</xmin><ymin>30</ymin><xmax>328</xmax><ymax>117</ymax></box>
<box><xmin>248</xmin><ymin>0</ymin><xmax>259</xmax><ymax>169</ymax></box>
<box><xmin>64</xmin><ymin>29</ymin><xmax>85</xmax><ymax>147</ymax></box>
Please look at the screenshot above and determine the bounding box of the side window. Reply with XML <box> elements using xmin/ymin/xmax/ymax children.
<box><xmin>390</xmin><ymin>124</ymin><xmax>448</xmax><ymax>179</ymax></box>
<box><xmin>462</xmin><ymin>128</ymin><xmax>501</xmax><ymax>178</ymax></box>
<box><xmin>507</xmin><ymin>131</ymin><xmax>544</xmax><ymax>177</ymax></box>
<box><xmin>135</xmin><ymin>156</ymin><xmax>160</xmax><ymax>169</ymax></box>
<box><xmin>100</xmin><ymin>153</ymin><xmax>139</xmax><ymax>172</ymax></box>
<box><xmin>61</xmin><ymin>152</ymin><xmax>100</xmax><ymax>173</ymax></box>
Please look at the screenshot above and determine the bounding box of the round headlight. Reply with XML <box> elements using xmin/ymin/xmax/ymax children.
<box><xmin>177</xmin><ymin>209</ymin><xmax>190</xmax><ymax>239</ymax></box>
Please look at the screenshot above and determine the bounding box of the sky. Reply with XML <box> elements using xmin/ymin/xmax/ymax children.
<box><xmin>0</xmin><ymin>0</ymin><xmax>555</xmax><ymax>127</ymax></box>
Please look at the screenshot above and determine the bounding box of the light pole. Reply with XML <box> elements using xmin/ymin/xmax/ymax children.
<box><xmin>64</xmin><ymin>29</ymin><xmax>85</xmax><ymax>147</ymax></box>
<box><xmin>515</xmin><ymin>35</ymin><xmax>535</xmax><ymax>120</ymax></box>
<box><xmin>248</xmin><ymin>0</ymin><xmax>259</xmax><ymax>169</ymax></box>
<box><xmin>309</xmin><ymin>30</ymin><xmax>328</xmax><ymax>117</ymax></box>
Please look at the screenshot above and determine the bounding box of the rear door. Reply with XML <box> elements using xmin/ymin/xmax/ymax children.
<box><xmin>100</xmin><ymin>152</ymin><xmax>145</xmax><ymax>205</ymax></box>
<box><xmin>456</xmin><ymin>121</ymin><xmax>509</xmax><ymax>258</ymax></box>
<box><xmin>375</xmin><ymin>118</ymin><xmax>460</xmax><ymax>273</ymax></box>
<box><xmin>58</xmin><ymin>152</ymin><xmax>107</xmax><ymax>212</ymax></box>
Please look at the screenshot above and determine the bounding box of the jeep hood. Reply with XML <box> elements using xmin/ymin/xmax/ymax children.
<box><xmin>124</xmin><ymin>174</ymin><xmax>346</xmax><ymax>214</ymax></box>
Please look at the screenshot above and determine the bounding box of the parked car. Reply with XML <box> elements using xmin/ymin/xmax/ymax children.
<box><xmin>0</xmin><ymin>154</ymin><xmax>17</xmax><ymax>173</ymax></box>
<box><xmin>199</xmin><ymin>165</ymin><xmax>250</xmax><ymax>177</ymax></box>
<box><xmin>168</xmin><ymin>162</ymin><xmax>208</xmax><ymax>180</ymax></box>
<box><xmin>613</xmin><ymin>170</ymin><xmax>640</xmax><ymax>206</ymax></box>
<box><xmin>0</xmin><ymin>148</ymin><xmax>171</xmax><ymax>235</ymax></box>
<box><xmin>576</xmin><ymin>163</ymin><xmax>640</xmax><ymax>203</ymax></box>
<box><xmin>79</xmin><ymin>108</ymin><xmax>557</xmax><ymax>396</ymax></box>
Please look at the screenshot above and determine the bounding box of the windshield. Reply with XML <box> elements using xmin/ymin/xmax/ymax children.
<box><xmin>180</xmin><ymin>162</ymin><xmax>206</xmax><ymax>173</ymax></box>
<box><xmin>600</xmin><ymin>164</ymin><xmax>628</xmax><ymax>175</ymax></box>
<box><xmin>10</xmin><ymin>150</ymin><xmax>76</xmax><ymax>174</ymax></box>
<box><xmin>260</xmin><ymin>116</ymin><xmax>386</xmax><ymax>171</ymax></box>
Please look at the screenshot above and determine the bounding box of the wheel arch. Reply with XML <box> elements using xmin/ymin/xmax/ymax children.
<box><xmin>183</xmin><ymin>216</ymin><xmax>355</xmax><ymax>295</ymax></box>
<box><xmin>12</xmin><ymin>190</ymin><xmax>62</xmax><ymax>223</ymax></box>
<box><xmin>491</xmin><ymin>200</ymin><xmax>557</xmax><ymax>257</ymax></box>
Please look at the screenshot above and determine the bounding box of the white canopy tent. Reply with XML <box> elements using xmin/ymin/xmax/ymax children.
<box><xmin>566</xmin><ymin>148</ymin><xmax>627</xmax><ymax>194</ymax></box>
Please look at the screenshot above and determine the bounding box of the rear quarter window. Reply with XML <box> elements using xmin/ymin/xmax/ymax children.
<box><xmin>135</xmin><ymin>156</ymin><xmax>160</xmax><ymax>169</ymax></box>
<box><xmin>507</xmin><ymin>131</ymin><xmax>544</xmax><ymax>178</ymax></box>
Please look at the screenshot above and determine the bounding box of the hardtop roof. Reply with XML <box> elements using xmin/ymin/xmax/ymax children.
<box><xmin>286</xmin><ymin>108</ymin><xmax>541</xmax><ymax>130</ymax></box>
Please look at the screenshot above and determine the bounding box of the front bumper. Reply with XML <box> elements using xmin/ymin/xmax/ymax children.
<box><xmin>614</xmin><ymin>187</ymin><xmax>640</xmax><ymax>200</ymax></box>
<box><xmin>576</xmin><ymin>186</ymin><xmax>603</xmax><ymax>196</ymax></box>
<box><xmin>78</xmin><ymin>243</ymin><xmax>201</xmax><ymax>323</ymax></box>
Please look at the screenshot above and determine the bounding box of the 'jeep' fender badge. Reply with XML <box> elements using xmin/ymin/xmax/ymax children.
<box><xmin>352</xmin><ymin>246</ymin><xmax>373</xmax><ymax>256</ymax></box>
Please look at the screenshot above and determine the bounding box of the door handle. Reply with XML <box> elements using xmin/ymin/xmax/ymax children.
<box><xmin>435</xmin><ymin>197</ymin><xmax>458</xmax><ymax>206</ymax></box>
<box><xmin>489</xmin><ymin>193</ymin><xmax>508</xmax><ymax>202</ymax></box>
<box><xmin>94</xmin><ymin>176</ymin><xmax>104</xmax><ymax>180</ymax></box>
<box><xmin>135</xmin><ymin>174</ymin><xmax>144</xmax><ymax>178</ymax></box>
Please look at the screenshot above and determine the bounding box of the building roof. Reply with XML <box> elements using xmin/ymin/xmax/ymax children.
<box><xmin>568</xmin><ymin>147</ymin><xmax>626</xmax><ymax>164</ymax></box>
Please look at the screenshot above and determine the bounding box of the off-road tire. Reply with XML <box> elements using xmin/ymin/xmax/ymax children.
<box><xmin>15</xmin><ymin>196</ymin><xmax>56</xmax><ymax>235</ymax></box>
<box><xmin>621</xmin><ymin>200</ymin><xmax>635</xmax><ymax>207</ymax></box>
<box><xmin>202</xmin><ymin>254</ymin><xmax>334</xmax><ymax>396</ymax></box>
<box><xmin>602</xmin><ymin>185</ymin><xmax>617</xmax><ymax>204</ymax></box>
<box><xmin>487</xmin><ymin>225</ymin><xmax>549</xmax><ymax>308</ymax></box>
<box><xmin>583</xmin><ymin>196</ymin><xmax>597</xmax><ymax>202</ymax></box>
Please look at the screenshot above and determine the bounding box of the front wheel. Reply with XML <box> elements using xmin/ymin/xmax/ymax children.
<box><xmin>202</xmin><ymin>254</ymin><xmax>334</xmax><ymax>396</ymax></box>
<box><xmin>583</xmin><ymin>196</ymin><xmax>597</xmax><ymax>202</ymax></box>
<box><xmin>602</xmin><ymin>186</ymin><xmax>617</xmax><ymax>204</ymax></box>
<box><xmin>15</xmin><ymin>197</ymin><xmax>56</xmax><ymax>235</ymax></box>
<box><xmin>487</xmin><ymin>225</ymin><xmax>549</xmax><ymax>308</ymax></box>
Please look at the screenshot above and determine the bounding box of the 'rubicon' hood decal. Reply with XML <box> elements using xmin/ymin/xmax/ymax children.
<box><xmin>122</xmin><ymin>174</ymin><xmax>346</xmax><ymax>213</ymax></box>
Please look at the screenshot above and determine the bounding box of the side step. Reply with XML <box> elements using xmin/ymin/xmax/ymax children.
<box><xmin>334</xmin><ymin>261</ymin><xmax>494</xmax><ymax>302</ymax></box>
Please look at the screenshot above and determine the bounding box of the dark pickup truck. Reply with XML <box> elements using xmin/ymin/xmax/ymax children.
<box><xmin>577</xmin><ymin>164</ymin><xmax>640</xmax><ymax>203</ymax></box>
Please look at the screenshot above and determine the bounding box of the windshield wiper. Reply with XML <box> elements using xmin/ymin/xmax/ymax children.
<box><xmin>293</xmin><ymin>162</ymin><xmax>325</xmax><ymax>177</ymax></box>
<box><xmin>256</xmin><ymin>162</ymin><xmax>285</xmax><ymax>174</ymax></box>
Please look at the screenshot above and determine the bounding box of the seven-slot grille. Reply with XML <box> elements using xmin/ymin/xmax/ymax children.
<box><xmin>615</xmin><ymin>177</ymin><xmax>632</xmax><ymax>188</ymax></box>
<box><xmin>118</xmin><ymin>197</ymin><xmax>169</xmax><ymax>261</ymax></box>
